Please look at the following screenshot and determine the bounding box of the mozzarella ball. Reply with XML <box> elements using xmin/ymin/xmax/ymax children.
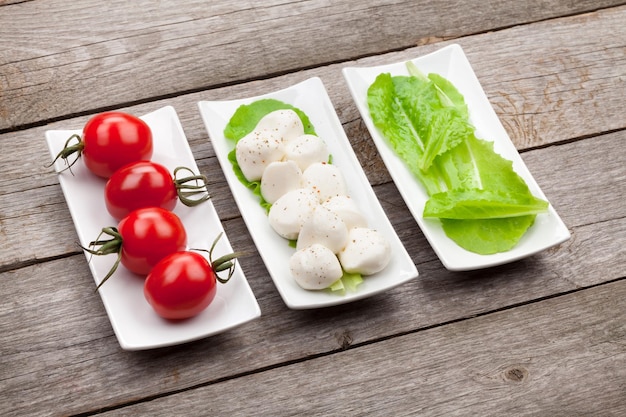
<box><xmin>235</xmin><ymin>129</ymin><xmax>285</xmax><ymax>182</ymax></box>
<box><xmin>322</xmin><ymin>195</ymin><xmax>368</xmax><ymax>231</ymax></box>
<box><xmin>284</xmin><ymin>134</ymin><xmax>330</xmax><ymax>171</ymax></box>
<box><xmin>255</xmin><ymin>109</ymin><xmax>304</xmax><ymax>142</ymax></box>
<box><xmin>290</xmin><ymin>244</ymin><xmax>343</xmax><ymax>290</ymax></box>
<box><xmin>235</xmin><ymin>109</ymin><xmax>305</xmax><ymax>182</ymax></box>
<box><xmin>261</xmin><ymin>160</ymin><xmax>303</xmax><ymax>204</ymax></box>
<box><xmin>268</xmin><ymin>188</ymin><xmax>319</xmax><ymax>240</ymax></box>
<box><xmin>296</xmin><ymin>205</ymin><xmax>349</xmax><ymax>253</ymax></box>
<box><xmin>302</xmin><ymin>162</ymin><xmax>347</xmax><ymax>202</ymax></box>
<box><xmin>339</xmin><ymin>228</ymin><xmax>391</xmax><ymax>275</ymax></box>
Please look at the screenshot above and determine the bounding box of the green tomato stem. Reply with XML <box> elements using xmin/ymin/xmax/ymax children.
<box><xmin>80</xmin><ymin>227</ymin><xmax>123</xmax><ymax>291</ymax></box>
<box><xmin>173</xmin><ymin>166</ymin><xmax>211</xmax><ymax>207</ymax></box>
<box><xmin>47</xmin><ymin>134</ymin><xmax>84</xmax><ymax>174</ymax></box>
<box><xmin>192</xmin><ymin>232</ymin><xmax>247</xmax><ymax>284</ymax></box>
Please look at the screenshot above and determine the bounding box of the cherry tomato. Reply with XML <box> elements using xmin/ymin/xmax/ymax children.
<box><xmin>144</xmin><ymin>251</ymin><xmax>218</xmax><ymax>320</ymax></box>
<box><xmin>50</xmin><ymin>111</ymin><xmax>153</xmax><ymax>178</ymax></box>
<box><xmin>85</xmin><ymin>207</ymin><xmax>187</xmax><ymax>289</ymax></box>
<box><xmin>104</xmin><ymin>161</ymin><xmax>211</xmax><ymax>220</ymax></box>
<box><xmin>117</xmin><ymin>207</ymin><xmax>187</xmax><ymax>275</ymax></box>
<box><xmin>144</xmin><ymin>234</ymin><xmax>242</xmax><ymax>320</ymax></box>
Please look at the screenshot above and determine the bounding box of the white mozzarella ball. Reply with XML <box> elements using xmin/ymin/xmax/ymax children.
<box><xmin>268</xmin><ymin>188</ymin><xmax>319</xmax><ymax>240</ymax></box>
<box><xmin>302</xmin><ymin>162</ymin><xmax>347</xmax><ymax>202</ymax></box>
<box><xmin>260</xmin><ymin>160</ymin><xmax>303</xmax><ymax>204</ymax></box>
<box><xmin>234</xmin><ymin>109</ymin><xmax>305</xmax><ymax>182</ymax></box>
<box><xmin>296</xmin><ymin>205</ymin><xmax>349</xmax><ymax>254</ymax></box>
<box><xmin>235</xmin><ymin>129</ymin><xmax>284</xmax><ymax>182</ymax></box>
<box><xmin>284</xmin><ymin>134</ymin><xmax>330</xmax><ymax>171</ymax></box>
<box><xmin>255</xmin><ymin>109</ymin><xmax>305</xmax><ymax>142</ymax></box>
<box><xmin>290</xmin><ymin>244</ymin><xmax>343</xmax><ymax>290</ymax></box>
<box><xmin>338</xmin><ymin>228</ymin><xmax>391</xmax><ymax>275</ymax></box>
<box><xmin>322</xmin><ymin>195</ymin><xmax>368</xmax><ymax>231</ymax></box>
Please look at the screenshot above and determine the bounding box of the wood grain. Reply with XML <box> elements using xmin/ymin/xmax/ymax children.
<box><xmin>100</xmin><ymin>281</ymin><xmax>626</xmax><ymax>416</ymax></box>
<box><xmin>1</xmin><ymin>1</ymin><xmax>625</xmax><ymax>416</ymax></box>
<box><xmin>0</xmin><ymin>0</ymin><xmax>623</xmax><ymax>130</ymax></box>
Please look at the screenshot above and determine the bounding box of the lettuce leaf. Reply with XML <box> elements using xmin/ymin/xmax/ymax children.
<box><xmin>367</xmin><ymin>66</ymin><xmax>549</xmax><ymax>255</ymax></box>
<box><xmin>440</xmin><ymin>216</ymin><xmax>537</xmax><ymax>254</ymax></box>
<box><xmin>367</xmin><ymin>73</ymin><xmax>442</xmax><ymax>194</ymax></box>
<box><xmin>327</xmin><ymin>271</ymin><xmax>364</xmax><ymax>294</ymax></box>
<box><xmin>423</xmin><ymin>189</ymin><xmax>549</xmax><ymax>219</ymax></box>
<box><xmin>421</xmin><ymin>107</ymin><xmax>473</xmax><ymax>171</ymax></box>
<box><xmin>224</xmin><ymin>98</ymin><xmax>316</xmax><ymax>141</ymax></box>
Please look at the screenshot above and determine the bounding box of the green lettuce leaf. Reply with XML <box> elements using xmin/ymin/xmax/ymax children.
<box><xmin>440</xmin><ymin>216</ymin><xmax>537</xmax><ymax>254</ymax></box>
<box><xmin>367</xmin><ymin>73</ymin><xmax>442</xmax><ymax>194</ymax></box>
<box><xmin>367</xmin><ymin>66</ymin><xmax>549</xmax><ymax>255</ymax></box>
<box><xmin>423</xmin><ymin>189</ymin><xmax>549</xmax><ymax>219</ymax></box>
<box><xmin>327</xmin><ymin>271</ymin><xmax>364</xmax><ymax>294</ymax></box>
<box><xmin>420</xmin><ymin>107</ymin><xmax>473</xmax><ymax>171</ymax></box>
<box><xmin>224</xmin><ymin>98</ymin><xmax>316</xmax><ymax>141</ymax></box>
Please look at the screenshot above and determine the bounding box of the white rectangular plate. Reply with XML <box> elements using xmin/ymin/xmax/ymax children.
<box><xmin>198</xmin><ymin>77</ymin><xmax>418</xmax><ymax>309</ymax></box>
<box><xmin>343</xmin><ymin>44</ymin><xmax>571</xmax><ymax>271</ymax></box>
<box><xmin>46</xmin><ymin>106</ymin><xmax>261</xmax><ymax>350</ymax></box>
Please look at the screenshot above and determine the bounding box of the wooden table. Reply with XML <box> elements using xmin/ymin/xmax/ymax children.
<box><xmin>1</xmin><ymin>1</ymin><xmax>625</xmax><ymax>415</ymax></box>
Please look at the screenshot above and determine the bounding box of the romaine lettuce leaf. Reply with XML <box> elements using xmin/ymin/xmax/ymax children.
<box><xmin>367</xmin><ymin>73</ymin><xmax>442</xmax><ymax>195</ymax></box>
<box><xmin>440</xmin><ymin>215</ymin><xmax>537</xmax><ymax>254</ymax></box>
<box><xmin>367</xmin><ymin>66</ymin><xmax>549</xmax><ymax>255</ymax></box>
<box><xmin>420</xmin><ymin>107</ymin><xmax>473</xmax><ymax>171</ymax></box>
<box><xmin>423</xmin><ymin>189</ymin><xmax>549</xmax><ymax>219</ymax></box>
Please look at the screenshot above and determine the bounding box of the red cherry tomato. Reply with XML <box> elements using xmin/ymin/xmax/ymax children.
<box><xmin>144</xmin><ymin>233</ymin><xmax>242</xmax><ymax>319</ymax></box>
<box><xmin>85</xmin><ymin>207</ymin><xmax>187</xmax><ymax>289</ymax></box>
<box><xmin>50</xmin><ymin>111</ymin><xmax>153</xmax><ymax>178</ymax></box>
<box><xmin>117</xmin><ymin>207</ymin><xmax>187</xmax><ymax>275</ymax></box>
<box><xmin>105</xmin><ymin>161</ymin><xmax>176</xmax><ymax>220</ymax></box>
<box><xmin>144</xmin><ymin>251</ymin><xmax>218</xmax><ymax>320</ymax></box>
<box><xmin>104</xmin><ymin>161</ymin><xmax>211</xmax><ymax>220</ymax></box>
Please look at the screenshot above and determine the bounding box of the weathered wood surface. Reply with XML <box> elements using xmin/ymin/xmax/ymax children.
<box><xmin>0</xmin><ymin>0</ymin><xmax>623</xmax><ymax>131</ymax></box>
<box><xmin>0</xmin><ymin>1</ymin><xmax>624</xmax><ymax>416</ymax></box>
<box><xmin>100</xmin><ymin>280</ymin><xmax>626</xmax><ymax>416</ymax></box>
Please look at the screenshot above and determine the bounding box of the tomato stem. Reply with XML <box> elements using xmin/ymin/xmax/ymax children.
<box><xmin>79</xmin><ymin>227</ymin><xmax>123</xmax><ymax>291</ymax></box>
<box><xmin>46</xmin><ymin>134</ymin><xmax>84</xmax><ymax>175</ymax></box>
<box><xmin>212</xmin><ymin>252</ymin><xmax>246</xmax><ymax>283</ymax></box>
<box><xmin>193</xmin><ymin>232</ymin><xmax>247</xmax><ymax>284</ymax></box>
<box><xmin>173</xmin><ymin>166</ymin><xmax>211</xmax><ymax>207</ymax></box>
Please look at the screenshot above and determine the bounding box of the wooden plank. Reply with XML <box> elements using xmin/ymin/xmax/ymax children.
<box><xmin>1</xmin><ymin>212</ymin><xmax>623</xmax><ymax>415</ymax></box>
<box><xmin>1</xmin><ymin>1</ymin><xmax>624</xmax><ymax>129</ymax></box>
<box><xmin>96</xmin><ymin>280</ymin><xmax>626</xmax><ymax>416</ymax></box>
